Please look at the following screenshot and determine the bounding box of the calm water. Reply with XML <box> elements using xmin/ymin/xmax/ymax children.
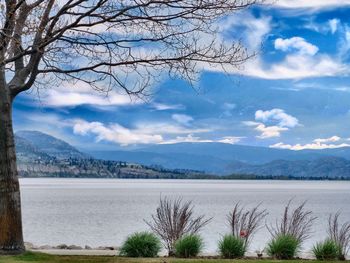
<box><xmin>20</xmin><ymin>178</ymin><xmax>350</xmax><ymax>254</ymax></box>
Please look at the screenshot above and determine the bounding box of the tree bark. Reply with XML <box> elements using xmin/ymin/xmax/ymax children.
<box><xmin>0</xmin><ymin>81</ymin><xmax>24</xmax><ymax>254</ymax></box>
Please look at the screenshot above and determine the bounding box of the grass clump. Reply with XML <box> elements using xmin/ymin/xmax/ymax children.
<box><xmin>313</xmin><ymin>239</ymin><xmax>341</xmax><ymax>260</ymax></box>
<box><xmin>175</xmin><ymin>234</ymin><xmax>203</xmax><ymax>258</ymax></box>
<box><xmin>267</xmin><ymin>234</ymin><xmax>300</xmax><ymax>259</ymax></box>
<box><xmin>119</xmin><ymin>232</ymin><xmax>161</xmax><ymax>258</ymax></box>
<box><xmin>328</xmin><ymin>213</ymin><xmax>350</xmax><ymax>260</ymax></box>
<box><xmin>145</xmin><ymin>197</ymin><xmax>211</xmax><ymax>256</ymax></box>
<box><xmin>218</xmin><ymin>234</ymin><xmax>245</xmax><ymax>259</ymax></box>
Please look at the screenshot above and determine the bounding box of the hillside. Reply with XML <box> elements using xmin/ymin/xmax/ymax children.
<box><xmin>90</xmin><ymin>143</ymin><xmax>350</xmax><ymax>175</ymax></box>
<box><xmin>16</xmin><ymin>130</ymin><xmax>88</xmax><ymax>159</ymax></box>
<box><xmin>14</xmin><ymin>130</ymin><xmax>350</xmax><ymax>179</ymax></box>
<box><xmin>15</xmin><ymin>131</ymin><xmax>206</xmax><ymax>179</ymax></box>
<box><xmin>226</xmin><ymin>157</ymin><xmax>350</xmax><ymax>179</ymax></box>
<box><xmin>17</xmin><ymin>157</ymin><xmax>207</xmax><ymax>179</ymax></box>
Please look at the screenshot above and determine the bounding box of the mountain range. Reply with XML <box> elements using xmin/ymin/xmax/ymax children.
<box><xmin>15</xmin><ymin>131</ymin><xmax>203</xmax><ymax>179</ymax></box>
<box><xmin>14</xmin><ymin>130</ymin><xmax>350</xmax><ymax>179</ymax></box>
<box><xmin>89</xmin><ymin>142</ymin><xmax>350</xmax><ymax>175</ymax></box>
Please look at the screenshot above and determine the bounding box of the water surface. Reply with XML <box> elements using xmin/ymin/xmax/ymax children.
<box><xmin>20</xmin><ymin>178</ymin><xmax>350</xmax><ymax>254</ymax></box>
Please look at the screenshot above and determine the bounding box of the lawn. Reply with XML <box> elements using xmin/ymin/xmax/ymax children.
<box><xmin>0</xmin><ymin>252</ymin><xmax>348</xmax><ymax>263</ymax></box>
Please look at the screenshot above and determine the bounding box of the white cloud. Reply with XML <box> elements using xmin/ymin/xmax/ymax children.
<box><xmin>206</xmin><ymin>17</ymin><xmax>347</xmax><ymax>80</ymax></box>
<box><xmin>239</xmin><ymin>53</ymin><xmax>348</xmax><ymax>79</ymax></box>
<box><xmin>204</xmin><ymin>12</ymin><xmax>346</xmax><ymax>80</ymax></box>
<box><xmin>329</xmin><ymin>19</ymin><xmax>340</xmax><ymax>34</ymax></box>
<box><xmin>338</xmin><ymin>24</ymin><xmax>350</xmax><ymax>58</ymax></box>
<box><xmin>244</xmin><ymin>109</ymin><xmax>298</xmax><ymax>139</ymax></box>
<box><xmin>270</xmin><ymin>136</ymin><xmax>350</xmax><ymax>150</ymax></box>
<box><xmin>151</xmin><ymin>103</ymin><xmax>185</xmax><ymax>111</ymax></box>
<box><xmin>135</xmin><ymin>123</ymin><xmax>211</xmax><ymax>135</ymax></box>
<box><xmin>275</xmin><ymin>37</ymin><xmax>319</xmax><ymax>56</ymax></box>
<box><xmin>243</xmin><ymin>121</ymin><xmax>288</xmax><ymax>138</ymax></box>
<box><xmin>73</xmin><ymin>120</ymin><xmax>163</xmax><ymax>145</ymax></box>
<box><xmin>238</xmin><ymin>36</ymin><xmax>348</xmax><ymax>79</ymax></box>
<box><xmin>305</xmin><ymin>18</ymin><xmax>340</xmax><ymax>34</ymax></box>
<box><xmin>243</xmin><ymin>121</ymin><xmax>261</xmax><ymax>127</ymax></box>
<box><xmin>45</xmin><ymin>90</ymin><xmax>140</xmax><ymax>107</ymax></box>
<box><xmin>72</xmin><ymin>119</ymin><xmax>214</xmax><ymax>146</ymax></box>
<box><xmin>39</xmin><ymin>80</ymin><xmax>143</xmax><ymax>108</ymax></box>
<box><xmin>335</xmin><ymin>86</ymin><xmax>350</xmax><ymax>92</ymax></box>
<box><xmin>255</xmin><ymin>124</ymin><xmax>288</xmax><ymax>139</ymax></box>
<box><xmin>160</xmin><ymin>135</ymin><xmax>243</xmax><ymax>145</ymax></box>
<box><xmin>219</xmin><ymin>12</ymin><xmax>271</xmax><ymax>50</ymax></box>
<box><xmin>172</xmin><ymin>114</ymin><xmax>193</xmax><ymax>125</ymax></box>
<box><xmin>72</xmin><ymin>119</ymin><xmax>243</xmax><ymax>146</ymax></box>
<box><xmin>255</xmin><ymin>109</ymin><xmax>299</xmax><ymax>128</ymax></box>
<box><xmin>217</xmin><ymin>136</ymin><xmax>244</xmax><ymax>144</ymax></box>
<box><xmin>208</xmin><ymin>39</ymin><xmax>347</xmax><ymax>79</ymax></box>
<box><xmin>160</xmin><ymin>134</ymin><xmax>213</xmax><ymax>144</ymax></box>
<box><xmin>291</xmin><ymin>82</ymin><xmax>350</xmax><ymax>92</ymax></box>
<box><xmin>314</xmin><ymin>136</ymin><xmax>341</xmax><ymax>144</ymax></box>
<box><xmin>275</xmin><ymin>1</ymin><xmax>350</xmax><ymax>9</ymax></box>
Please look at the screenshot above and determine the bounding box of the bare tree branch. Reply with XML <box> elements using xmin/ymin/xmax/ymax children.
<box><xmin>0</xmin><ymin>0</ymin><xmax>263</xmax><ymax>99</ymax></box>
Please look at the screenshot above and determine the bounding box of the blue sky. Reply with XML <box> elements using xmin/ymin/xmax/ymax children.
<box><xmin>13</xmin><ymin>1</ymin><xmax>350</xmax><ymax>151</ymax></box>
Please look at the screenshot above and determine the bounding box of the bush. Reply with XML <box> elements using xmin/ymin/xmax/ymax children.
<box><xmin>145</xmin><ymin>197</ymin><xmax>211</xmax><ymax>255</ymax></box>
<box><xmin>313</xmin><ymin>239</ymin><xmax>341</xmax><ymax>260</ymax></box>
<box><xmin>218</xmin><ymin>235</ymin><xmax>245</xmax><ymax>258</ymax></box>
<box><xmin>267</xmin><ymin>234</ymin><xmax>300</xmax><ymax>259</ymax></box>
<box><xmin>228</xmin><ymin>203</ymin><xmax>267</xmax><ymax>251</ymax></box>
<box><xmin>267</xmin><ymin>200</ymin><xmax>316</xmax><ymax>245</ymax></box>
<box><xmin>328</xmin><ymin>213</ymin><xmax>350</xmax><ymax>260</ymax></box>
<box><xmin>120</xmin><ymin>232</ymin><xmax>161</xmax><ymax>257</ymax></box>
<box><xmin>175</xmin><ymin>234</ymin><xmax>203</xmax><ymax>258</ymax></box>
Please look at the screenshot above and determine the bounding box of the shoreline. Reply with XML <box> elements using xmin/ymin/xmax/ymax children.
<box><xmin>19</xmin><ymin>176</ymin><xmax>350</xmax><ymax>181</ymax></box>
<box><xmin>25</xmin><ymin>243</ymin><xmax>317</xmax><ymax>259</ymax></box>
<box><xmin>25</xmin><ymin>243</ymin><xmax>119</xmax><ymax>256</ymax></box>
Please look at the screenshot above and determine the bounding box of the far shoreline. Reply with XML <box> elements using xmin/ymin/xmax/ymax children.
<box><xmin>18</xmin><ymin>176</ymin><xmax>350</xmax><ymax>181</ymax></box>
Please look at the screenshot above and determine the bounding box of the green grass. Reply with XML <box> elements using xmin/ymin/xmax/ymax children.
<box><xmin>313</xmin><ymin>239</ymin><xmax>342</xmax><ymax>260</ymax></box>
<box><xmin>267</xmin><ymin>235</ymin><xmax>300</xmax><ymax>260</ymax></box>
<box><xmin>120</xmin><ymin>232</ymin><xmax>161</xmax><ymax>258</ymax></box>
<box><xmin>0</xmin><ymin>252</ymin><xmax>349</xmax><ymax>263</ymax></box>
<box><xmin>218</xmin><ymin>235</ymin><xmax>245</xmax><ymax>259</ymax></box>
<box><xmin>175</xmin><ymin>235</ymin><xmax>204</xmax><ymax>258</ymax></box>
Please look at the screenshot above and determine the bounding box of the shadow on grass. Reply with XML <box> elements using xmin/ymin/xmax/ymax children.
<box><xmin>0</xmin><ymin>251</ymin><xmax>114</xmax><ymax>263</ymax></box>
<box><xmin>0</xmin><ymin>252</ymin><xmax>349</xmax><ymax>263</ymax></box>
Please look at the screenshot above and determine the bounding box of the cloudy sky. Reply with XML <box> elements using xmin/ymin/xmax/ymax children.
<box><xmin>13</xmin><ymin>1</ymin><xmax>350</xmax><ymax>151</ymax></box>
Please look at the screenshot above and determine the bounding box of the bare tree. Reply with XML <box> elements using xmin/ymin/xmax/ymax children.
<box><xmin>228</xmin><ymin>202</ymin><xmax>268</xmax><ymax>250</ymax></box>
<box><xmin>0</xmin><ymin>0</ymin><xmax>262</xmax><ymax>253</ymax></box>
<box><xmin>328</xmin><ymin>212</ymin><xmax>350</xmax><ymax>260</ymax></box>
<box><xmin>145</xmin><ymin>197</ymin><xmax>211</xmax><ymax>255</ymax></box>
<box><xmin>267</xmin><ymin>200</ymin><xmax>317</xmax><ymax>245</ymax></box>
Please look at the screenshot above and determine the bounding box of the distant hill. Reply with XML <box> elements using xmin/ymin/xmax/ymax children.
<box><xmin>14</xmin><ymin>131</ymin><xmax>206</xmax><ymax>179</ymax></box>
<box><xmin>97</xmin><ymin>143</ymin><xmax>318</xmax><ymax>164</ymax></box>
<box><xmin>17</xmin><ymin>157</ymin><xmax>207</xmax><ymax>179</ymax></box>
<box><xmin>14</xmin><ymin>130</ymin><xmax>350</xmax><ymax>179</ymax></box>
<box><xmin>135</xmin><ymin>142</ymin><xmax>350</xmax><ymax>162</ymax></box>
<box><xmin>90</xmin><ymin>142</ymin><xmax>350</xmax><ymax>175</ymax></box>
<box><xmin>16</xmin><ymin>131</ymin><xmax>88</xmax><ymax>159</ymax></box>
<box><xmin>91</xmin><ymin>150</ymin><xmax>228</xmax><ymax>174</ymax></box>
<box><xmin>15</xmin><ymin>135</ymin><xmax>53</xmax><ymax>161</ymax></box>
<box><xmin>226</xmin><ymin>157</ymin><xmax>350</xmax><ymax>178</ymax></box>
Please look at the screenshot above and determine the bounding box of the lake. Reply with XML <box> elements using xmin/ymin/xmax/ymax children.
<box><xmin>20</xmin><ymin>178</ymin><xmax>350</xmax><ymax>254</ymax></box>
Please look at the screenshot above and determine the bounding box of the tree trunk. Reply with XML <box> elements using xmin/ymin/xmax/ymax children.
<box><xmin>0</xmin><ymin>84</ymin><xmax>24</xmax><ymax>254</ymax></box>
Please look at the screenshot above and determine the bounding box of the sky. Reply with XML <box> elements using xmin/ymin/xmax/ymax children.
<box><xmin>12</xmin><ymin>1</ymin><xmax>350</xmax><ymax>151</ymax></box>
